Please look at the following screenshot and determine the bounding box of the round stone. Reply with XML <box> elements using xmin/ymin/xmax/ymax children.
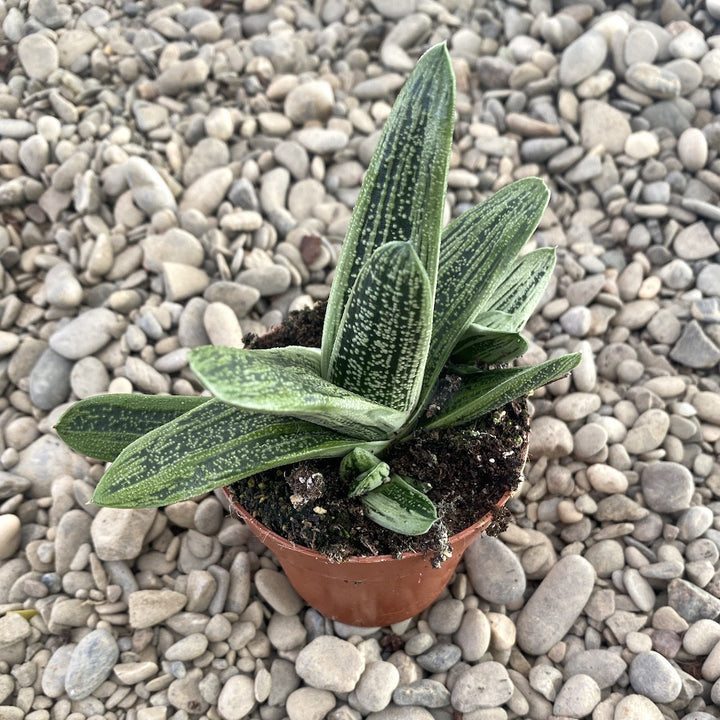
<box><xmin>553</xmin><ymin>674</ymin><xmax>601</xmax><ymax>718</ymax></box>
<box><xmin>0</xmin><ymin>515</ymin><xmax>21</xmax><ymax>560</ymax></box>
<box><xmin>284</xmin><ymin>81</ymin><xmax>334</xmax><ymax>125</ymax></box>
<box><xmin>451</xmin><ymin>662</ymin><xmax>513</xmax><ymax>712</ymax></box>
<box><xmin>528</xmin><ymin>416</ymin><xmax>573</xmax><ymax>460</ymax></box>
<box><xmin>427</xmin><ymin>599</ymin><xmax>464</xmax><ymax>635</ymax></box>
<box><xmin>18</xmin><ymin>34</ymin><xmax>59</xmax><ymax>79</ymax></box>
<box><xmin>559</xmin><ymin>30</ymin><xmax>608</xmax><ymax>87</ymax></box>
<box><xmin>677</xmin><ymin>127</ymin><xmax>708</xmax><ymax>171</ymax></box>
<box><xmin>641</xmin><ymin>462</ymin><xmax>694</xmax><ymax>513</ymax></box>
<box><xmin>628</xmin><ymin>651</ymin><xmax>681</xmax><ymax>703</ymax></box>
<box><xmin>217</xmin><ymin>674</ymin><xmax>255</xmax><ymax>720</ymax></box>
<box><xmin>295</xmin><ymin>636</ymin><xmax>365</xmax><ymax>692</ymax></box>
<box><xmin>353</xmin><ymin>661</ymin><xmax>399</xmax><ymax>713</ymax></box>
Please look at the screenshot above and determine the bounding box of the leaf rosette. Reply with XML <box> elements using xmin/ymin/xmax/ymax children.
<box><xmin>57</xmin><ymin>44</ymin><xmax>580</xmax><ymax>536</ymax></box>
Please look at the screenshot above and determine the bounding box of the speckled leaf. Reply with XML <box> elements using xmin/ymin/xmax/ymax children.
<box><xmin>482</xmin><ymin>247</ymin><xmax>556</xmax><ymax>327</ymax></box>
<box><xmin>450</xmin><ymin>325</ymin><xmax>529</xmax><ymax>366</ymax></box>
<box><xmin>55</xmin><ymin>394</ymin><xmax>210</xmax><ymax>462</ymax></box>
<box><xmin>189</xmin><ymin>345</ymin><xmax>403</xmax><ymax>440</ymax></box>
<box><xmin>417</xmin><ymin>177</ymin><xmax>550</xmax><ymax>410</ymax></box>
<box><xmin>361</xmin><ymin>475</ymin><xmax>437</xmax><ymax>535</ymax></box>
<box><xmin>424</xmin><ymin>353</ymin><xmax>582</xmax><ymax>430</ymax></box>
<box><xmin>327</xmin><ymin>242</ymin><xmax>432</xmax><ymax>413</ymax></box>
<box><xmin>92</xmin><ymin>399</ymin><xmax>384</xmax><ymax>508</ymax></box>
<box><xmin>321</xmin><ymin>43</ymin><xmax>455</xmax><ymax>376</ymax></box>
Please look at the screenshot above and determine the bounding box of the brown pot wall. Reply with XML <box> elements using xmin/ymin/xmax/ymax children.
<box><xmin>223</xmin><ymin>487</ymin><xmax>511</xmax><ymax>627</ymax></box>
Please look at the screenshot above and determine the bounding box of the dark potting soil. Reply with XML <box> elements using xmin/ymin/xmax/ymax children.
<box><xmin>232</xmin><ymin>302</ymin><xmax>529</xmax><ymax>565</ymax></box>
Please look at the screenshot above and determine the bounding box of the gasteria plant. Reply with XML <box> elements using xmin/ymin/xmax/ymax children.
<box><xmin>57</xmin><ymin>44</ymin><xmax>580</xmax><ymax>539</ymax></box>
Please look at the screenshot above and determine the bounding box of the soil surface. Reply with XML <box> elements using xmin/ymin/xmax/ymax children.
<box><xmin>232</xmin><ymin>302</ymin><xmax>529</xmax><ymax>564</ymax></box>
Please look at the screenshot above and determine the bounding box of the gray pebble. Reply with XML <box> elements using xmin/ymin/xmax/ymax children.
<box><xmin>65</xmin><ymin>628</ymin><xmax>119</xmax><ymax>700</ymax></box>
<box><xmin>559</xmin><ymin>31</ymin><xmax>607</xmax><ymax>87</ymax></box>
<box><xmin>354</xmin><ymin>661</ymin><xmax>400</xmax><ymax>713</ymax></box>
<box><xmin>464</xmin><ymin>535</ymin><xmax>526</xmax><ymax>605</ymax></box>
<box><xmin>454</xmin><ymin>608</ymin><xmax>491</xmax><ymax>662</ymax></box>
<box><xmin>49</xmin><ymin>308</ymin><xmax>122</xmax><ymax>360</ymax></box>
<box><xmin>296</xmin><ymin>636</ymin><xmax>365</xmax><ymax>692</ymax></box>
<box><xmin>70</xmin><ymin>356</ymin><xmax>110</xmax><ymax>398</ymax></box>
<box><xmin>255</xmin><ymin>568</ymin><xmax>304</xmax><ymax>616</ymax></box>
<box><xmin>670</xmin><ymin>321</ymin><xmax>720</xmax><ymax>370</ymax></box>
<box><xmin>628</xmin><ymin>651</ymin><xmax>681</xmax><ymax>703</ymax></box>
<box><xmin>41</xmin><ymin>644</ymin><xmax>75</xmax><ymax>698</ymax></box>
<box><xmin>516</xmin><ymin>555</ymin><xmax>595</xmax><ymax>655</ymax></box>
<box><xmin>564</xmin><ymin>649</ymin><xmax>627</xmax><ymax>689</ymax></box>
<box><xmin>155</xmin><ymin>57</ymin><xmax>209</xmax><ymax>95</ymax></box>
<box><xmin>29</xmin><ymin>348</ymin><xmax>72</xmax><ymax>410</ymax></box>
<box><xmin>180</xmin><ymin>167</ymin><xmax>234</xmax><ymax>215</ymax></box>
<box><xmin>17</xmin><ymin>34</ymin><xmax>59</xmax><ymax>79</ymax></box>
<box><xmin>125</xmin><ymin>156</ymin><xmax>177</xmax><ymax>215</ymax></box>
<box><xmin>393</xmin><ymin>679</ymin><xmax>450</xmax><ymax>708</ymax></box>
<box><xmin>416</xmin><ymin>643</ymin><xmax>461</xmax><ymax>673</ymax></box>
<box><xmin>641</xmin><ymin>462</ymin><xmax>694</xmax><ymax>513</ymax></box>
<box><xmin>451</xmin><ymin>662</ymin><xmax>513</xmax><ymax>712</ymax></box>
<box><xmin>553</xmin><ymin>674</ymin><xmax>601</xmax><ymax>718</ymax></box>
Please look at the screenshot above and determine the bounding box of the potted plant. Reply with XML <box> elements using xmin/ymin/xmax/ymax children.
<box><xmin>56</xmin><ymin>44</ymin><xmax>580</xmax><ymax>627</ymax></box>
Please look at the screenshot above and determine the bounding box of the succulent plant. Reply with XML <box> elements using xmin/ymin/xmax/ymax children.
<box><xmin>57</xmin><ymin>44</ymin><xmax>580</xmax><ymax>537</ymax></box>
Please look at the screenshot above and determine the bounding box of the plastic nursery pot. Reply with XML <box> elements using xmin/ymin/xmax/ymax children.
<box><xmin>223</xmin><ymin>486</ymin><xmax>512</xmax><ymax>627</ymax></box>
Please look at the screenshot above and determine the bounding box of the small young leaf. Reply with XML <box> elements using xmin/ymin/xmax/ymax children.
<box><xmin>361</xmin><ymin>475</ymin><xmax>437</xmax><ymax>536</ymax></box>
<box><xmin>327</xmin><ymin>242</ymin><xmax>433</xmax><ymax>413</ymax></box>
<box><xmin>322</xmin><ymin>43</ymin><xmax>455</xmax><ymax>376</ymax></box>
<box><xmin>55</xmin><ymin>394</ymin><xmax>210</xmax><ymax>462</ymax></box>
<box><xmin>348</xmin><ymin>463</ymin><xmax>390</xmax><ymax>497</ymax></box>
<box><xmin>189</xmin><ymin>345</ymin><xmax>404</xmax><ymax>440</ymax></box>
<box><xmin>424</xmin><ymin>353</ymin><xmax>582</xmax><ymax>430</ymax></box>
<box><xmin>92</xmin><ymin>399</ymin><xmax>387</xmax><ymax>508</ymax></box>
<box><xmin>340</xmin><ymin>446</ymin><xmax>385</xmax><ymax>481</ymax></box>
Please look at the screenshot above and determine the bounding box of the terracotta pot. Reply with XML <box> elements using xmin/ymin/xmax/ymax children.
<box><xmin>223</xmin><ymin>486</ymin><xmax>511</xmax><ymax>627</ymax></box>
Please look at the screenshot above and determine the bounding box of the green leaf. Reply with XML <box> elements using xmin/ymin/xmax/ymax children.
<box><xmin>417</xmin><ymin>177</ymin><xmax>550</xmax><ymax>410</ymax></box>
<box><xmin>424</xmin><ymin>353</ymin><xmax>582</xmax><ymax>430</ymax></box>
<box><xmin>481</xmin><ymin>247</ymin><xmax>556</xmax><ymax>328</ymax></box>
<box><xmin>92</xmin><ymin>399</ymin><xmax>386</xmax><ymax>508</ymax></box>
<box><xmin>361</xmin><ymin>475</ymin><xmax>437</xmax><ymax>535</ymax></box>
<box><xmin>348</xmin><ymin>463</ymin><xmax>390</xmax><ymax>497</ymax></box>
<box><xmin>55</xmin><ymin>394</ymin><xmax>210</xmax><ymax>462</ymax></box>
<box><xmin>189</xmin><ymin>345</ymin><xmax>403</xmax><ymax>440</ymax></box>
<box><xmin>327</xmin><ymin>242</ymin><xmax>433</xmax><ymax>413</ymax></box>
<box><xmin>321</xmin><ymin>43</ymin><xmax>455</xmax><ymax>376</ymax></box>
<box><xmin>340</xmin><ymin>446</ymin><xmax>385</xmax><ymax>481</ymax></box>
<box><xmin>450</xmin><ymin>325</ymin><xmax>529</xmax><ymax>366</ymax></box>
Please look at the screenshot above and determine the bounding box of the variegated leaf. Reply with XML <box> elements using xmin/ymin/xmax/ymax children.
<box><xmin>361</xmin><ymin>475</ymin><xmax>437</xmax><ymax>535</ymax></box>
<box><xmin>55</xmin><ymin>394</ymin><xmax>210</xmax><ymax>462</ymax></box>
<box><xmin>327</xmin><ymin>241</ymin><xmax>432</xmax><ymax>413</ymax></box>
<box><xmin>481</xmin><ymin>247</ymin><xmax>556</xmax><ymax>329</ymax></box>
<box><xmin>321</xmin><ymin>43</ymin><xmax>455</xmax><ymax>376</ymax></box>
<box><xmin>189</xmin><ymin>345</ymin><xmax>403</xmax><ymax>440</ymax></box>
<box><xmin>450</xmin><ymin>325</ymin><xmax>529</xmax><ymax>366</ymax></box>
<box><xmin>424</xmin><ymin>353</ymin><xmax>582</xmax><ymax>430</ymax></box>
<box><xmin>92</xmin><ymin>399</ymin><xmax>385</xmax><ymax>508</ymax></box>
<box><xmin>416</xmin><ymin>177</ymin><xmax>550</xmax><ymax>414</ymax></box>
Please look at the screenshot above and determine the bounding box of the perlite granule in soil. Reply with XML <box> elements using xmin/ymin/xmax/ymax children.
<box><xmin>1</xmin><ymin>0</ymin><xmax>720</xmax><ymax>719</ymax></box>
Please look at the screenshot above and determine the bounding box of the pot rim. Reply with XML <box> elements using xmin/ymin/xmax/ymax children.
<box><xmin>222</xmin><ymin>485</ymin><xmax>512</xmax><ymax>565</ymax></box>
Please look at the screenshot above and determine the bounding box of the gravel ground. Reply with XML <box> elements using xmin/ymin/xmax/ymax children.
<box><xmin>1</xmin><ymin>0</ymin><xmax>720</xmax><ymax>719</ymax></box>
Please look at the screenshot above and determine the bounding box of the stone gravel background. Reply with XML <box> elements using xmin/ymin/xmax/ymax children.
<box><xmin>1</xmin><ymin>0</ymin><xmax>720</xmax><ymax>719</ymax></box>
